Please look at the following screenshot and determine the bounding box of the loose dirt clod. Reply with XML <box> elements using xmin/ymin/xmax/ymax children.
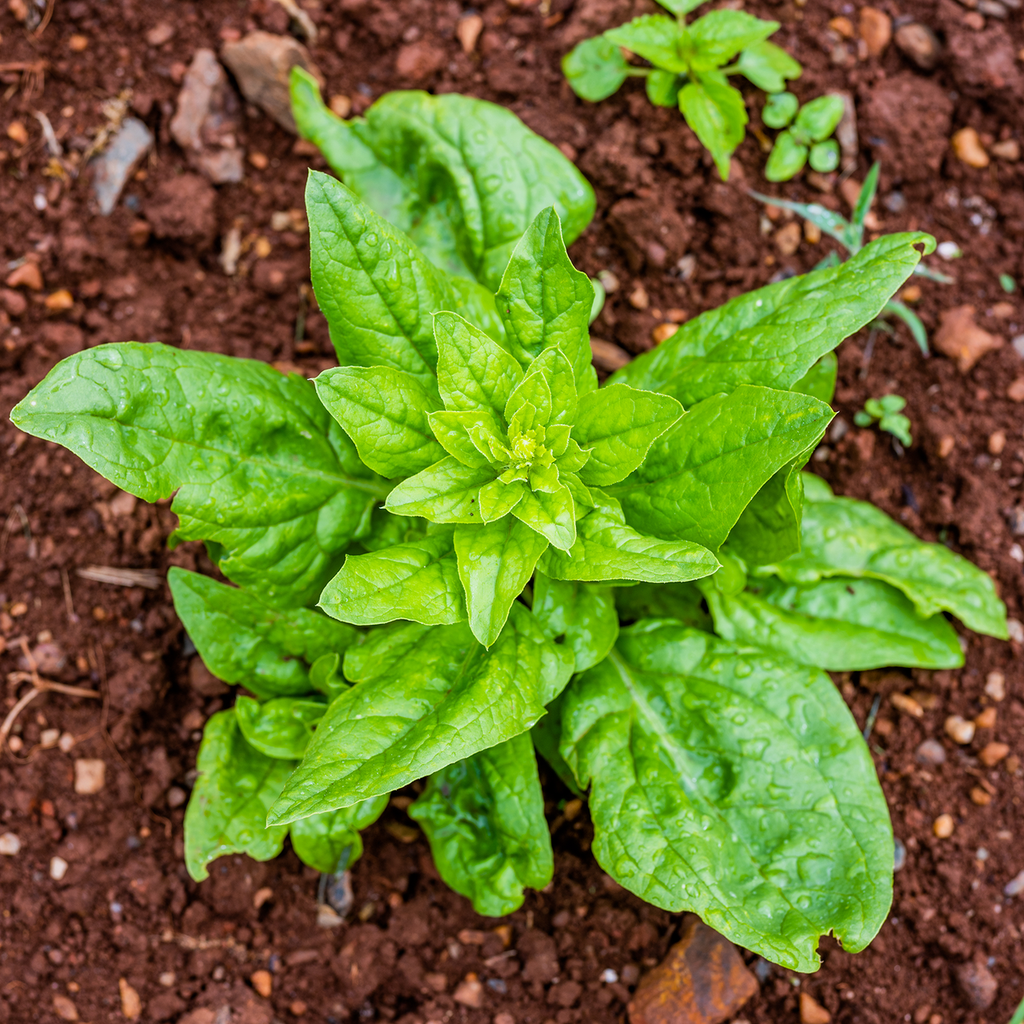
<box><xmin>5</xmin><ymin>262</ymin><xmax>43</xmax><ymax>291</ymax></box>
<box><xmin>933</xmin><ymin>305</ymin><xmax>1003</xmax><ymax>372</ymax></box>
<box><xmin>954</xmin><ymin>959</ymin><xmax>998</xmax><ymax>1009</ymax></box>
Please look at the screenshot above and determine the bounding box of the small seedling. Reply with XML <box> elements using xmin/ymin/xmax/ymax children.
<box><xmin>562</xmin><ymin>0</ymin><xmax>801</xmax><ymax>179</ymax></box>
<box><xmin>1000</xmin><ymin>273</ymin><xmax>1017</xmax><ymax>294</ymax></box>
<box><xmin>763</xmin><ymin>93</ymin><xmax>844</xmax><ymax>181</ymax></box>
<box><xmin>854</xmin><ymin>394</ymin><xmax>913</xmax><ymax>447</ymax></box>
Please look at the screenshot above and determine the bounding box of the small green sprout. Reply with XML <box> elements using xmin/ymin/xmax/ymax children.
<box><xmin>764</xmin><ymin>93</ymin><xmax>844</xmax><ymax>181</ymax></box>
<box><xmin>855</xmin><ymin>395</ymin><xmax>912</xmax><ymax>447</ymax></box>
<box><xmin>1000</xmin><ymin>273</ymin><xmax>1017</xmax><ymax>294</ymax></box>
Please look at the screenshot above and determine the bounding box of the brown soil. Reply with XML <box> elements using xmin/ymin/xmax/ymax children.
<box><xmin>1</xmin><ymin>2</ymin><xmax>1023</xmax><ymax>1023</ymax></box>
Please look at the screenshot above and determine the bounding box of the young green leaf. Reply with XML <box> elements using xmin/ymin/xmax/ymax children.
<box><xmin>456</xmin><ymin>518</ymin><xmax>549</xmax><ymax>647</ymax></box>
<box><xmin>235</xmin><ymin>695</ymin><xmax>327</xmax><ymax>760</ymax></box>
<box><xmin>562</xmin><ymin>35</ymin><xmax>631</xmax><ymax>102</ymax></box>
<box><xmin>267</xmin><ymin>607</ymin><xmax>573</xmax><ymax>824</ymax></box>
<box><xmin>320</xmin><ymin>532</ymin><xmax>467</xmax><ymax>627</ymax></box>
<box><xmin>513</xmin><ymin>482</ymin><xmax>578</xmax><ymax>551</ymax></box>
<box><xmin>759</xmin><ymin>490</ymin><xmax>1009</xmax><ymax>638</ymax></box>
<box><xmin>429</xmin><ymin>409</ymin><xmax>506</xmax><ymax>468</ymax></box>
<box><xmin>605</xmin><ymin>15</ymin><xmax>687</xmax><ymax>73</ymax></box>
<box><xmin>704</xmin><ymin>576</ymin><xmax>965</xmax><ymax>670</ymax></box>
<box><xmin>736</xmin><ymin>42</ymin><xmax>802</xmax><ymax>93</ymax></box>
<box><xmin>611</xmin><ymin>233</ymin><xmax>936</xmax><ymax>405</ymax></box>
<box><xmin>678</xmin><ymin>72</ymin><xmax>747</xmax><ymax>180</ymax></box>
<box><xmin>314</xmin><ymin>365</ymin><xmax>445</xmax><ymax>478</ymax></box>
<box><xmin>560</xmin><ymin>622</ymin><xmax>894</xmax><ymax>972</ymax></box>
<box><xmin>765</xmin><ymin>129</ymin><xmax>807</xmax><ymax>182</ymax></box>
<box><xmin>808</xmin><ymin>139</ymin><xmax>840</xmax><ymax>173</ymax></box>
<box><xmin>495</xmin><ymin>208</ymin><xmax>595</xmax><ymax>389</ymax></box>
<box><xmin>168</xmin><ymin>568</ymin><xmax>358</xmax><ymax>699</ymax></box>
<box><xmin>607</xmin><ymin>386</ymin><xmax>832</xmax><ymax>552</ymax></box>
<box><xmin>573</xmin><ymin>384</ymin><xmax>683</xmax><ymax>487</ymax></box>
<box><xmin>385</xmin><ymin>457</ymin><xmax>496</xmax><ymax>523</ymax></box>
<box><xmin>409</xmin><ymin>733</ymin><xmax>553</xmax><ymax>917</ymax></box>
<box><xmin>793</xmin><ymin>94</ymin><xmax>845</xmax><ymax>143</ymax></box>
<box><xmin>685</xmin><ymin>11</ymin><xmax>779</xmax><ymax>70</ymax></box>
<box><xmin>656</xmin><ymin>0</ymin><xmax>706</xmax><ymax>14</ymax></box>
<box><xmin>646</xmin><ymin>69</ymin><xmax>682</xmax><ymax>108</ymax></box>
<box><xmin>184</xmin><ymin>711</ymin><xmax>292</xmax><ymax>881</ymax></box>
<box><xmin>761</xmin><ymin>90</ymin><xmax>799</xmax><ymax>128</ymax></box>
<box><xmin>289</xmin><ymin>795</ymin><xmax>389</xmax><ymax>873</ymax></box>
<box><xmin>434</xmin><ymin>311</ymin><xmax>524</xmax><ymax>416</ymax></box>
<box><xmin>532</xmin><ymin>573</ymin><xmax>619</xmax><ymax>672</ymax></box>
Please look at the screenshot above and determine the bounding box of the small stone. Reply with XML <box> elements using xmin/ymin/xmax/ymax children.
<box><xmin>977</xmin><ymin>0</ymin><xmax>1007</xmax><ymax>14</ymax></box>
<box><xmin>970</xmin><ymin>786</ymin><xmax>992</xmax><ymax>806</ymax></box>
<box><xmin>253</xmin><ymin>886</ymin><xmax>274</xmax><ymax>910</ymax></box>
<box><xmin>891</xmin><ymin>693</ymin><xmax>924</xmax><ymax>718</ymax></box>
<box><xmin>1009</xmin><ymin>619</ymin><xmax>1024</xmax><ymax>644</ymax></box>
<box><xmin>221</xmin><ymin>31</ymin><xmax>324</xmax><ymax>132</ymax></box>
<box><xmin>992</xmin><ymin>301</ymin><xmax>1015</xmax><ymax>319</ymax></box>
<box><xmin>0</xmin><ymin>833</ymin><xmax>21</xmax><ymax>856</ymax></box>
<box><xmin>954</xmin><ymin>959</ymin><xmax>998</xmax><ymax>1009</ymax></box>
<box><xmin>804</xmin><ymin>220</ymin><xmax>822</xmax><ymax>244</ymax></box>
<box><xmin>251</xmin><ymin>970</ymin><xmax>273</xmax><ymax>998</ymax></box>
<box><xmin>937</xmin><ymin>241</ymin><xmax>962</xmax><ymax>260</ymax></box>
<box><xmin>933</xmin><ymin>813</ymin><xmax>955</xmax><ymax>838</ymax></box>
<box><xmin>494</xmin><ymin>1015</ymin><xmax>515</xmax><ymax>1024</ymax></box>
<box><xmin>895</xmin><ymin>23</ymin><xmax>940</xmax><ymax>70</ymax></box>
<box><xmin>5</xmin><ymin>262</ymin><xmax>43</xmax><ymax>291</ymax></box>
<box><xmin>990</xmin><ymin>139</ymin><xmax>1020</xmax><ymax>161</ymax></box>
<box><xmin>45</xmin><ymin>289</ymin><xmax>74</xmax><ymax>312</ymax></box>
<box><xmin>6</xmin><ymin>120</ymin><xmax>28</xmax><ymax>145</ymax></box>
<box><xmin>1004</xmin><ymin>869</ymin><xmax>1024</xmax><ymax>896</ymax></box>
<box><xmin>316</xmin><ymin>904</ymin><xmax>344</xmax><ymax>928</ymax></box>
<box><xmin>74</xmin><ymin>758</ymin><xmax>106</xmax><ymax>794</ymax></box>
<box><xmin>453</xmin><ymin>973</ymin><xmax>484</xmax><ymax>1009</ymax></box>
<box><xmin>91</xmin><ymin>118</ymin><xmax>154</xmax><ymax>215</ymax></box>
<box><xmin>627</xmin><ymin>916</ymin><xmax>758</xmax><ymax>1024</ymax></box>
<box><xmin>53</xmin><ymin>995</ymin><xmax>79</xmax><ymax>1021</ymax></box>
<box><xmin>774</xmin><ymin>221</ymin><xmax>802</xmax><ymax>257</ymax></box>
<box><xmin>963</xmin><ymin>10</ymin><xmax>986</xmax><ymax>28</ymax></box>
<box><xmin>902</xmin><ymin>284</ymin><xmax>922</xmax><ymax>303</ymax></box>
<box><xmin>395</xmin><ymin>41</ymin><xmax>446</xmax><ymax>81</ymax></box>
<box><xmin>167</xmin><ymin>786</ymin><xmax>187</xmax><ymax>808</ymax></box>
<box><xmin>40</xmin><ymin>728</ymin><xmax>60</xmax><ymax>749</ymax></box>
<box><xmin>249</xmin><ymin>151</ymin><xmax>269</xmax><ymax>169</ymax></box>
<box><xmin>988</xmin><ymin>430</ymin><xmax>1007</xmax><ymax>454</ymax></box>
<box><xmin>457</xmin><ymin>13</ymin><xmax>484</xmax><ymax>53</ymax></box>
<box><xmin>858</xmin><ymin>7</ymin><xmax>892</xmax><ymax>56</ymax></box>
<box><xmin>69</xmin><ymin>33</ymin><xmax>89</xmax><ymax>51</ymax></box>
<box><xmin>145</xmin><ymin>22</ymin><xmax>175</xmax><ymax>46</ymax></box>
<box><xmin>289</xmin><ymin>1001</ymin><xmax>308</xmax><ymax>1016</ymax></box>
<box><xmin>800</xmin><ymin>992</ymin><xmax>831</xmax><ymax>1024</ymax></box>
<box><xmin>933</xmin><ymin>305</ymin><xmax>1003</xmax><ymax>372</ymax></box>
<box><xmin>598</xmin><ymin>268</ymin><xmax>620</xmax><ymax>293</ymax></box>
<box><xmin>158</xmin><ymin>972</ymin><xmax>176</xmax><ymax>987</ymax></box>
<box><xmin>629</xmin><ymin>284</ymin><xmax>649</xmax><ymax>310</ymax></box>
<box><xmin>915</xmin><ymin>739</ymin><xmax>947</xmax><ymax>766</ymax></box>
<box><xmin>1007</xmin><ymin>378</ymin><xmax>1024</xmax><ymax>402</ymax></box>
<box><xmin>652</xmin><ymin>323</ymin><xmax>677</xmax><ymax>344</ymax></box>
<box><xmin>829</xmin><ymin>16</ymin><xmax>854</xmax><ymax>37</ymax></box>
<box><xmin>975</xmin><ymin>706</ymin><xmax>997</xmax><ymax>729</ymax></box>
<box><xmin>590</xmin><ymin>338</ymin><xmax>630</xmax><ymax>373</ymax></box>
<box><xmin>50</xmin><ymin>856</ymin><xmax>69</xmax><ymax>880</ymax></box>
<box><xmin>328</xmin><ymin>94</ymin><xmax>352</xmax><ymax>118</ymax></box>
<box><xmin>945</xmin><ymin>715</ymin><xmax>976</xmax><ymax>745</ymax></box>
<box><xmin>119</xmin><ymin>978</ymin><xmax>142</xmax><ymax>1020</ymax></box>
<box><xmin>951</xmin><ymin>127</ymin><xmax>990</xmax><ymax>168</ymax></box>
<box><xmin>984</xmin><ymin>671</ymin><xmax>1006</xmax><ymax>701</ymax></box>
<box><xmin>979</xmin><ymin>742</ymin><xmax>1011</xmax><ymax>766</ymax></box>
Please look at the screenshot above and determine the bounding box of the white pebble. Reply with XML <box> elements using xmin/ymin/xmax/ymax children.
<box><xmin>1008</xmin><ymin>618</ymin><xmax>1024</xmax><ymax>644</ymax></box>
<box><xmin>0</xmin><ymin>833</ymin><xmax>22</xmax><ymax>856</ymax></box>
<box><xmin>601</xmin><ymin>968</ymin><xmax>619</xmax><ymax>983</ymax></box>
<box><xmin>1011</xmin><ymin>544</ymin><xmax>1024</xmax><ymax>564</ymax></box>
<box><xmin>33</xmin><ymin>191</ymin><xmax>47</xmax><ymax>211</ymax></box>
<box><xmin>937</xmin><ymin>241</ymin><xmax>962</xmax><ymax>260</ymax></box>
<box><xmin>944</xmin><ymin>714</ymin><xmax>975</xmax><ymax>745</ymax></box>
<box><xmin>50</xmin><ymin>856</ymin><xmax>69</xmax><ymax>881</ymax></box>
<box><xmin>40</xmin><ymin>728</ymin><xmax>60</xmax><ymax>749</ymax></box>
<box><xmin>985</xmin><ymin>672</ymin><xmax>1006</xmax><ymax>702</ymax></box>
<box><xmin>58</xmin><ymin>732</ymin><xmax>75</xmax><ymax>753</ymax></box>
<box><xmin>1012</xmin><ymin>334</ymin><xmax>1024</xmax><ymax>358</ymax></box>
<box><xmin>1004</xmin><ymin>869</ymin><xmax>1024</xmax><ymax>897</ymax></box>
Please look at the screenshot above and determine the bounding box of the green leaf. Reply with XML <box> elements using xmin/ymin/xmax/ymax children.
<box><xmin>678</xmin><ymin>72</ymin><xmax>747</xmax><ymax>180</ymax></box>
<box><xmin>505</xmin><ymin>370</ymin><xmax>553</xmax><ymax>431</ymax></box>
<box><xmin>540</xmin><ymin>494</ymin><xmax>718</xmax><ymax>583</ymax></box>
<box><xmin>532</xmin><ymin>573</ymin><xmax>619</xmax><ymax>673</ymax></box>
<box><xmin>429</xmin><ymin>409</ymin><xmax>505</xmax><ymax>468</ymax></box>
<box><xmin>495</xmin><ymin>208</ymin><xmax>595</xmax><ymax>388</ymax></box>
<box><xmin>761</xmin><ymin>90</ymin><xmax>799</xmax><ymax>128</ymax></box>
<box><xmin>760</xmin><ymin>488</ymin><xmax>1009</xmax><ymax>638</ymax></box>
<box><xmin>851</xmin><ymin>162</ymin><xmax>881</xmax><ymax>238</ymax></box>
<box><xmin>267</xmin><ymin>606</ymin><xmax>573</xmax><ymax>823</ymax></box>
<box><xmin>882</xmin><ymin>298</ymin><xmax>930</xmax><ymax>357</ymax></box>
<box><xmin>611</xmin><ymin>233</ymin><xmax>936</xmax><ymax>405</ymax></box>
<box><xmin>657</xmin><ymin>0</ymin><xmax>705</xmax><ymax>14</ymax></box>
<box><xmin>562</xmin><ymin>35</ymin><xmax>631</xmax><ymax>102</ymax></box>
<box><xmin>456</xmin><ymin>519</ymin><xmax>549</xmax><ymax>648</ymax></box>
<box><xmin>168</xmin><ymin>569</ymin><xmax>358</xmax><ymax>699</ymax></box>
<box><xmin>292</xmin><ymin>69</ymin><xmax>596</xmax><ymax>291</ymax></box>
<box><xmin>646</xmin><ymin>69</ymin><xmax>682</xmax><ymax>108</ymax></box>
<box><xmin>574</xmin><ymin>383</ymin><xmax>683</xmax><ymax>487</ymax></box>
<box><xmin>320</xmin><ymin>531</ymin><xmax>467</xmax><ymax>627</ymax></box>
<box><xmin>686</xmin><ymin>11</ymin><xmax>779</xmax><ymax>69</ymax></box>
<box><xmin>409</xmin><ymin>733</ymin><xmax>553</xmax><ymax>917</ymax></box>
<box><xmin>235</xmin><ymin>695</ymin><xmax>326</xmax><ymax>760</ymax></box>
<box><xmin>435</xmin><ymin>311</ymin><xmax>524</xmax><ymax>417</ymax></box>
<box><xmin>791</xmin><ymin>351</ymin><xmax>838</xmax><ymax>404</ymax></box>
<box><xmin>306</xmin><ymin>171</ymin><xmax>454</xmax><ymax>386</ymax></box>
<box><xmin>513</xmin><ymin>482</ymin><xmax>577</xmax><ymax>552</ymax></box>
<box><xmin>614</xmin><ymin>581</ymin><xmax>714</xmax><ymax>630</ymax></box>
<box><xmin>314</xmin><ymin>365</ymin><xmax>445</xmax><ymax>478</ymax></box>
<box><xmin>12</xmin><ymin>345</ymin><xmax>388</xmax><ymax>606</ymax></box>
<box><xmin>794</xmin><ymin>94</ymin><xmax>845</xmax><ymax>143</ymax></box>
<box><xmin>560</xmin><ymin>622</ymin><xmax>894</xmax><ymax>972</ymax></box>
<box><xmin>727</xmin><ymin>460</ymin><xmax>805</xmax><ymax>567</ymax></box>
<box><xmin>765</xmin><ymin>129</ymin><xmax>807</xmax><ymax>182</ymax></box>
<box><xmin>606</xmin><ymin>15</ymin><xmax>687</xmax><ymax>73</ymax></box>
<box><xmin>289</xmin><ymin>795</ymin><xmax>389</xmax><ymax>873</ymax></box>
<box><xmin>737</xmin><ymin>42</ymin><xmax>802</xmax><ymax>93</ymax></box>
<box><xmin>808</xmin><ymin>139</ymin><xmax>840</xmax><ymax>174</ymax></box>
<box><xmin>703</xmin><ymin>576</ymin><xmax>965</xmax><ymax>670</ymax></box>
<box><xmin>607</xmin><ymin>386</ymin><xmax>832</xmax><ymax>552</ymax></box>
<box><xmin>309</xmin><ymin>652</ymin><xmax>348</xmax><ymax>701</ymax></box>
<box><xmin>184</xmin><ymin>711</ymin><xmax>292</xmax><ymax>881</ymax></box>
<box><xmin>385</xmin><ymin>457</ymin><xmax>496</xmax><ymax>524</ymax></box>
<box><xmin>479</xmin><ymin>477</ymin><xmax>526</xmax><ymax>521</ymax></box>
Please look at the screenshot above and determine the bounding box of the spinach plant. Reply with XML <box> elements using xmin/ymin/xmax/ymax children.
<box><xmin>562</xmin><ymin>0</ymin><xmax>801</xmax><ymax>178</ymax></box>
<box><xmin>855</xmin><ymin>394</ymin><xmax>912</xmax><ymax>448</ymax></box>
<box><xmin>12</xmin><ymin>82</ymin><xmax>1008</xmax><ymax>975</ymax></box>
<box><xmin>763</xmin><ymin>92</ymin><xmax>844</xmax><ymax>181</ymax></box>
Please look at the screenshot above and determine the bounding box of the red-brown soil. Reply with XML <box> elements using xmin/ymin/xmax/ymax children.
<box><xmin>1</xmin><ymin>2</ymin><xmax>1023</xmax><ymax>1023</ymax></box>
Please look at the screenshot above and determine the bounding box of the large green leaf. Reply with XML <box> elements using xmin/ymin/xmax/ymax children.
<box><xmin>434</xmin><ymin>311</ymin><xmax>524</xmax><ymax>418</ymax></box>
<box><xmin>291</xmin><ymin>70</ymin><xmax>595</xmax><ymax>291</ymax></box>
<box><xmin>168</xmin><ymin>569</ymin><xmax>358</xmax><ymax>699</ymax></box>
<box><xmin>289</xmin><ymin>796</ymin><xmax>389</xmax><ymax>873</ymax></box>
<box><xmin>611</xmin><ymin>234</ymin><xmax>935</xmax><ymax>406</ymax></box>
<box><xmin>532</xmin><ymin>573</ymin><xmax>618</xmax><ymax>673</ymax></box>
<box><xmin>235</xmin><ymin>695</ymin><xmax>326</xmax><ymax>759</ymax></box>
<box><xmin>606</xmin><ymin>386</ymin><xmax>832</xmax><ymax>552</ymax></box>
<box><xmin>12</xmin><ymin>345</ymin><xmax>386</xmax><ymax>606</ymax></box>
<box><xmin>385</xmin><ymin>457</ymin><xmax>497</xmax><ymax>524</ymax></box>
<box><xmin>759</xmin><ymin>484</ymin><xmax>1009</xmax><ymax>638</ymax></box>
<box><xmin>267</xmin><ymin>606</ymin><xmax>573</xmax><ymax>824</ymax></box>
<box><xmin>184</xmin><ymin>711</ymin><xmax>292</xmax><ymax>881</ymax></box>
<box><xmin>560</xmin><ymin>622</ymin><xmax>893</xmax><ymax>971</ymax></box>
<box><xmin>409</xmin><ymin>733</ymin><xmax>553</xmax><ymax>917</ymax></box>
<box><xmin>704</xmin><ymin>576</ymin><xmax>965</xmax><ymax>670</ymax></box>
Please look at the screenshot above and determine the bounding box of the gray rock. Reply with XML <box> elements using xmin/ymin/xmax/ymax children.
<box><xmin>954</xmin><ymin>959</ymin><xmax>998</xmax><ymax>1009</ymax></box>
<box><xmin>1004</xmin><ymin>869</ymin><xmax>1024</xmax><ymax>897</ymax></box>
<box><xmin>91</xmin><ymin>118</ymin><xmax>153</xmax><ymax>215</ymax></box>
<box><xmin>915</xmin><ymin>738</ymin><xmax>947</xmax><ymax>766</ymax></box>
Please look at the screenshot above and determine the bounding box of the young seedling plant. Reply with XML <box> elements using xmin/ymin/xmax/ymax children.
<box><xmin>855</xmin><ymin>394</ymin><xmax>913</xmax><ymax>449</ymax></box>
<box><xmin>562</xmin><ymin>0</ymin><xmax>801</xmax><ymax>179</ymax></box>
<box><xmin>11</xmin><ymin>76</ymin><xmax>1008</xmax><ymax>973</ymax></box>
<box><xmin>763</xmin><ymin>92</ymin><xmax>844</xmax><ymax>181</ymax></box>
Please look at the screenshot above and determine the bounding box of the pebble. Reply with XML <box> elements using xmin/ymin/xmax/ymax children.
<box><xmin>800</xmin><ymin>992</ymin><xmax>831</xmax><ymax>1024</ymax></box>
<box><xmin>895</xmin><ymin>23</ymin><xmax>940</xmax><ymax>70</ymax></box>
<box><xmin>891</xmin><ymin>693</ymin><xmax>924</xmax><ymax>718</ymax></box>
<box><xmin>775</xmin><ymin>221</ymin><xmax>802</xmax><ymax>257</ymax></box>
<box><xmin>834</xmin><ymin>92</ymin><xmax>858</xmax><ymax>171</ymax></box>
<box><xmin>222</xmin><ymin>31</ymin><xmax>324</xmax><ymax>132</ymax></box>
<box><xmin>804</xmin><ymin>220</ymin><xmax>822</xmax><ymax>244</ymax></box>
<box><xmin>45</xmin><ymin>289</ymin><xmax>74</xmax><ymax>312</ymax></box>
<box><xmin>0</xmin><ymin>832</ymin><xmax>21</xmax><ymax>856</ymax></box>
<box><xmin>91</xmin><ymin>117</ymin><xmax>154</xmax><ymax>215</ymax></box>
<box><xmin>970</xmin><ymin>786</ymin><xmax>992</xmax><ymax>806</ymax></box>
<box><xmin>457</xmin><ymin>13</ymin><xmax>484</xmax><ymax>53</ymax></box>
<box><xmin>6</xmin><ymin>120</ymin><xmax>28</xmax><ymax>145</ymax></box>
<box><xmin>1007</xmin><ymin>618</ymin><xmax>1024</xmax><ymax>643</ymax></box>
<box><xmin>1007</xmin><ymin>377</ymin><xmax>1024</xmax><ymax>401</ymax></box>
<box><xmin>975</xmin><ymin>706</ymin><xmax>997</xmax><ymax>729</ymax></box>
<box><xmin>590</xmin><ymin>338</ymin><xmax>630</xmax><ymax>372</ymax></box>
<box><xmin>52</xmin><ymin>995</ymin><xmax>79</xmax><ymax>1021</ymax></box>
<box><xmin>629</xmin><ymin>284</ymin><xmax>649</xmax><ymax>310</ymax></box>
<box><xmin>119</xmin><ymin>978</ymin><xmax>142</xmax><ymax>1020</ymax></box>
<box><xmin>915</xmin><ymin>739</ymin><xmax>947</xmax><ymax>766</ymax></box>
<box><xmin>158</xmin><ymin>972</ymin><xmax>176</xmax><ymax>987</ymax></box>
<box><xmin>990</xmin><ymin>139</ymin><xmax>1020</xmax><ymax>161</ymax></box>
<box><xmin>328</xmin><ymin>94</ymin><xmax>352</xmax><ymax>118</ymax></box>
<box><xmin>979</xmin><ymin>742</ymin><xmax>1011</xmax><ymax>766</ymax></box>
<box><xmin>945</xmin><ymin>715</ymin><xmax>976</xmax><ymax>744</ymax></box>
<box><xmin>251</xmin><ymin>970</ymin><xmax>273</xmax><ymax>998</ymax></box>
<box><xmin>652</xmin><ymin>323</ymin><xmax>677</xmax><ymax>344</ymax></box>
<box><xmin>952</xmin><ymin>127</ymin><xmax>990</xmax><ymax>168</ymax></box>
<box><xmin>858</xmin><ymin>7</ymin><xmax>892</xmax><ymax>56</ymax></box>
<box><xmin>954</xmin><ymin>960</ymin><xmax>998</xmax><ymax>1009</ymax></box>
<box><xmin>936</xmin><ymin>241</ymin><xmax>962</xmax><ymax>260</ymax></box>
<box><xmin>145</xmin><ymin>22</ymin><xmax>175</xmax><ymax>46</ymax></box>
<box><xmin>933</xmin><ymin>814</ymin><xmax>955</xmax><ymax>838</ymax></box>
<box><xmin>1004</xmin><ymin>869</ymin><xmax>1024</xmax><ymax>896</ymax></box>
<box><xmin>290</xmin><ymin>1000</ymin><xmax>308</xmax><ymax>1016</ymax></box>
<box><xmin>5</xmin><ymin>262</ymin><xmax>43</xmax><ymax>291</ymax></box>
<box><xmin>453</xmin><ymin>973</ymin><xmax>484</xmax><ymax>1008</ymax></box>
<box><xmin>74</xmin><ymin>758</ymin><xmax>106</xmax><ymax>795</ymax></box>
<box><xmin>829</xmin><ymin>16</ymin><xmax>854</xmax><ymax>37</ymax></box>
<box><xmin>933</xmin><ymin>305</ymin><xmax>1003</xmax><ymax>372</ymax></box>
<box><xmin>167</xmin><ymin>785</ymin><xmax>187</xmax><ymax>808</ymax></box>
<box><xmin>984</xmin><ymin>671</ymin><xmax>1006</xmax><ymax>701</ymax></box>
<box><xmin>50</xmin><ymin>856</ymin><xmax>69</xmax><ymax>880</ymax></box>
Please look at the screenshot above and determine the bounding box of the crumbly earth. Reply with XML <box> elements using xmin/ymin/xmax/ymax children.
<box><xmin>0</xmin><ymin>1</ymin><xmax>1022</xmax><ymax>1023</ymax></box>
